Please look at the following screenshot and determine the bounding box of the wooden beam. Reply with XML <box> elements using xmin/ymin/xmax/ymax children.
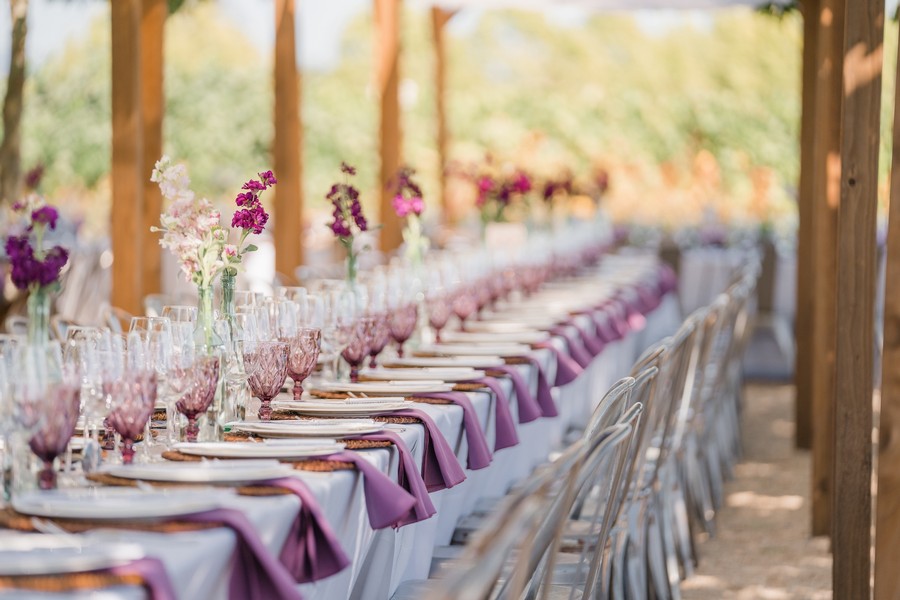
<box><xmin>875</xmin><ymin>17</ymin><xmax>900</xmax><ymax>600</ymax></box>
<box><xmin>110</xmin><ymin>0</ymin><xmax>144</xmax><ymax>315</ymax></box>
<box><xmin>832</xmin><ymin>0</ymin><xmax>884</xmax><ymax>596</ymax></box>
<box><xmin>274</xmin><ymin>0</ymin><xmax>303</xmax><ymax>281</ymax></box>
<box><xmin>809</xmin><ymin>0</ymin><xmax>844</xmax><ymax>537</ymax></box>
<box><xmin>140</xmin><ymin>0</ymin><xmax>165</xmax><ymax>296</ymax></box>
<box><xmin>794</xmin><ymin>0</ymin><xmax>818</xmax><ymax>450</ymax></box>
<box><xmin>432</xmin><ymin>7</ymin><xmax>454</xmax><ymax>225</ymax></box>
<box><xmin>376</xmin><ymin>0</ymin><xmax>403</xmax><ymax>253</ymax></box>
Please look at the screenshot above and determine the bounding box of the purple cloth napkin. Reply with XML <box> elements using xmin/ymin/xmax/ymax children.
<box><xmin>392</xmin><ymin>407</ymin><xmax>466</xmax><ymax>492</ymax></box>
<box><xmin>533</xmin><ymin>342</ymin><xmax>582</xmax><ymax>386</ymax></box>
<box><xmin>549</xmin><ymin>325</ymin><xmax>593</xmax><ymax>368</ymax></box>
<box><xmin>412</xmin><ymin>391</ymin><xmax>492</xmax><ymax>470</ymax></box>
<box><xmin>183</xmin><ymin>508</ymin><xmax>303</xmax><ymax>600</ymax></box>
<box><xmin>472</xmin><ymin>376</ymin><xmax>520</xmax><ymax>450</ymax></box>
<box><xmin>568</xmin><ymin>319</ymin><xmax>605</xmax><ymax>357</ymax></box>
<box><xmin>258</xmin><ymin>477</ymin><xmax>350</xmax><ymax>584</ymax></box>
<box><xmin>490</xmin><ymin>365</ymin><xmax>543</xmax><ymax>423</ymax></box>
<box><xmin>348</xmin><ymin>429</ymin><xmax>436</xmax><ymax>527</ymax></box>
<box><xmin>522</xmin><ymin>357</ymin><xmax>558</xmax><ymax>418</ymax></box>
<box><xmin>320</xmin><ymin>450</ymin><xmax>418</xmax><ymax>529</ymax></box>
<box><xmin>107</xmin><ymin>557</ymin><xmax>177</xmax><ymax>600</ymax></box>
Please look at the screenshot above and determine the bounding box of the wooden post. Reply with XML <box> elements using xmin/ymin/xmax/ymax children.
<box><xmin>432</xmin><ymin>7</ymin><xmax>453</xmax><ymax>225</ymax></box>
<box><xmin>274</xmin><ymin>0</ymin><xmax>304</xmax><ymax>282</ymax></box>
<box><xmin>832</xmin><ymin>0</ymin><xmax>884</xmax><ymax>596</ymax></box>
<box><xmin>375</xmin><ymin>0</ymin><xmax>403</xmax><ymax>253</ymax></box>
<box><xmin>809</xmin><ymin>0</ymin><xmax>844</xmax><ymax>537</ymax></box>
<box><xmin>110</xmin><ymin>0</ymin><xmax>144</xmax><ymax>315</ymax></box>
<box><xmin>875</xmin><ymin>18</ymin><xmax>900</xmax><ymax>600</ymax></box>
<box><xmin>794</xmin><ymin>0</ymin><xmax>818</xmax><ymax>450</ymax></box>
<box><xmin>140</xmin><ymin>0</ymin><xmax>166</xmax><ymax>296</ymax></box>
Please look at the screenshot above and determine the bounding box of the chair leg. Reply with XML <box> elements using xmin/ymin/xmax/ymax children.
<box><xmin>646</xmin><ymin>502</ymin><xmax>673</xmax><ymax>600</ymax></box>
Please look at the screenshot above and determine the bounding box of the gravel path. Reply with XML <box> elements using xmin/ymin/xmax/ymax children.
<box><xmin>681</xmin><ymin>384</ymin><xmax>832</xmax><ymax>599</ymax></box>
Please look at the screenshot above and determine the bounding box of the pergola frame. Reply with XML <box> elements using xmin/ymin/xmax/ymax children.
<box><xmin>108</xmin><ymin>2</ymin><xmax>900</xmax><ymax>595</ymax></box>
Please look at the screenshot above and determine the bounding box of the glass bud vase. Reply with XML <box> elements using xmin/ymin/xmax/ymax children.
<box><xmin>26</xmin><ymin>286</ymin><xmax>51</xmax><ymax>346</ymax></box>
<box><xmin>193</xmin><ymin>285</ymin><xmax>226</xmax><ymax>442</ymax></box>
<box><xmin>219</xmin><ymin>272</ymin><xmax>250</xmax><ymax>424</ymax></box>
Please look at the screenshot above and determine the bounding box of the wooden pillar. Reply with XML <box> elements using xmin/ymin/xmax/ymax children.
<box><xmin>809</xmin><ymin>0</ymin><xmax>844</xmax><ymax>537</ymax></box>
<box><xmin>110</xmin><ymin>0</ymin><xmax>144</xmax><ymax>315</ymax></box>
<box><xmin>432</xmin><ymin>7</ymin><xmax>453</xmax><ymax>225</ymax></box>
<box><xmin>376</xmin><ymin>0</ymin><xmax>403</xmax><ymax>253</ymax></box>
<box><xmin>273</xmin><ymin>0</ymin><xmax>304</xmax><ymax>282</ymax></box>
<box><xmin>875</xmin><ymin>18</ymin><xmax>900</xmax><ymax>600</ymax></box>
<box><xmin>140</xmin><ymin>0</ymin><xmax>165</xmax><ymax>296</ymax></box>
<box><xmin>832</xmin><ymin>0</ymin><xmax>884</xmax><ymax>596</ymax></box>
<box><xmin>795</xmin><ymin>0</ymin><xmax>818</xmax><ymax>450</ymax></box>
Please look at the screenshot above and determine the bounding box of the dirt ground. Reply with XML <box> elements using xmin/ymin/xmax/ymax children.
<box><xmin>680</xmin><ymin>384</ymin><xmax>832</xmax><ymax>600</ymax></box>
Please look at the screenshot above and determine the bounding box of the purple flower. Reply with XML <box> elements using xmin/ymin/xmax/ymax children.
<box><xmin>235</xmin><ymin>192</ymin><xmax>254</xmax><ymax>207</ymax></box>
<box><xmin>24</xmin><ymin>165</ymin><xmax>44</xmax><ymax>190</ymax></box>
<box><xmin>30</xmin><ymin>206</ymin><xmax>60</xmax><ymax>230</ymax></box>
<box><xmin>231</xmin><ymin>205</ymin><xmax>269</xmax><ymax>235</ymax></box>
<box><xmin>510</xmin><ymin>171</ymin><xmax>532</xmax><ymax>195</ymax></box>
<box><xmin>241</xmin><ymin>180</ymin><xmax>266</xmax><ymax>192</ymax></box>
<box><xmin>4</xmin><ymin>235</ymin><xmax>68</xmax><ymax>290</ymax></box>
<box><xmin>340</xmin><ymin>162</ymin><xmax>357</xmax><ymax>176</ymax></box>
<box><xmin>259</xmin><ymin>170</ymin><xmax>277</xmax><ymax>187</ymax></box>
<box><xmin>327</xmin><ymin>164</ymin><xmax>370</xmax><ymax>239</ymax></box>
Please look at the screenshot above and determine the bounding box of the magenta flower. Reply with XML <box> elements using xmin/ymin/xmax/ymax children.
<box><xmin>5</xmin><ymin>234</ymin><xmax>68</xmax><ymax>290</ymax></box>
<box><xmin>259</xmin><ymin>170</ymin><xmax>277</xmax><ymax>187</ymax></box>
<box><xmin>231</xmin><ymin>172</ymin><xmax>274</xmax><ymax>235</ymax></box>
<box><xmin>31</xmin><ymin>205</ymin><xmax>60</xmax><ymax>230</ymax></box>
<box><xmin>327</xmin><ymin>163</ymin><xmax>369</xmax><ymax>240</ymax></box>
<box><xmin>390</xmin><ymin>166</ymin><xmax>425</xmax><ymax>218</ymax></box>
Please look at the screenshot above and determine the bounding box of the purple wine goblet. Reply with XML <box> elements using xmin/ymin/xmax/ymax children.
<box><xmin>341</xmin><ymin>318</ymin><xmax>375</xmax><ymax>383</ymax></box>
<box><xmin>389</xmin><ymin>303</ymin><xmax>418</xmax><ymax>358</ymax></box>
<box><xmin>28</xmin><ymin>383</ymin><xmax>80</xmax><ymax>489</ymax></box>
<box><xmin>176</xmin><ymin>355</ymin><xmax>220</xmax><ymax>442</ymax></box>
<box><xmin>107</xmin><ymin>372</ymin><xmax>157</xmax><ymax>464</ymax></box>
<box><xmin>283</xmin><ymin>328</ymin><xmax>321</xmax><ymax>401</ymax></box>
<box><xmin>243</xmin><ymin>341</ymin><xmax>290</xmax><ymax>421</ymax></box>
<box><xmin>366</xmin><ymin>315</ymin><xmax>392</xmax><ymax>369</ymax></box>
<box><xmin>426</xmin><ymin>294</ymin><xmax>452</xmax><ymax>343</ymax></box>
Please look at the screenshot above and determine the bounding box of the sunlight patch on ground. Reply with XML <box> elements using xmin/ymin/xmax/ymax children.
<box><xmin>727</xmin><ymin>491</ymin><xmax>804</xmax><ymax>511</ymax></box>
<box><xmin>680</xmin><ymin>574</ymin><xmax>725</xmax><ymax>590</ymax></box>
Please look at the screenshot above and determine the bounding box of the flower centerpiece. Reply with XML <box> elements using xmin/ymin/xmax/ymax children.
<box><xmin>150</xmin><ymin>155</ymin><xmax>229</xmax><ymax>347</ymax></box>
<box><xmin>327</xmin><ymin>162</ymin><xmax>372</xmax><ymax>286</ymax></box>
<box><xmin>391</xmin><ymin>165</ymin><xmax>428</xmax><ymax>266</ymax></box>
<box><xmin>4</xmin><ymin>196</ymin><xmax>69</xmax><ymax>344</ymax></box>
<box><xmin>222</xmin><ymin>170</ymin><xmax>276</xmax><ymax>323</ymax></box>
<box><xmin>475</xmin><ymin>167</ymin><xmax>532</xmax><ymax>226</ymax></box>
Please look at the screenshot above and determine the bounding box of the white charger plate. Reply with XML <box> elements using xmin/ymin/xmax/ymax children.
<box><xmin>417</xmin><ymin>343</ymin><xmax>531</xmax><ymax>358</ymax></box>
<box><xmin>174</xmin><ymin>440</ymin><xmax>345</xmax><ymax>459</ymax></box>
<box><xmin>440</xmin><ymin>330</ymin><xmax>549</xmax><ymax>345</ymax></box>
<box><xmin>383</xmin><ymin>355</ymin><xmax>506</xmax><ymax>369</ymax></box>
<box><xmin>361</xmin><ymin>367</ymin><xmax>485</xmax><ymax>382</ymax></box>
<box><xmin>103</xmin><ymin>459</ymin><xmax>293</xmax><ymax>484</ymax></box>
<box><xmin>273</xmin><ymin>398</ymin><xmax>411</xmax><ymax>416</ymax></box>
<box><xmin>13</xmin><ymin>488</ymin><xmax>221</xmax><ymax>520</ymax></box>
<box><xmin>0</xmin><ymin>535</ymin><xmax>144</xmax><ymax>576</ymax></box>
<box><xmin>316</xmin><ymin>381</ymin><xmax>454</xmax><ymax>395</ymax></box>
<box><xmin>234</xmin><ymin>419</ymin><xmax>385</xmax><ymax>438</ymax></box>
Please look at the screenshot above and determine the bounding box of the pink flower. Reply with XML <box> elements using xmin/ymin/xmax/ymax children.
<box><xmin>392</xmin><ymin>194</ymin><xmax>412</xmax><ymax>218</ymax></box>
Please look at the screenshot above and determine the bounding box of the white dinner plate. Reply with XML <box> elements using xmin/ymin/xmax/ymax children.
<box><xmin>316</xmin><ymin>381</ymin><xmax>454</xmax><ymax>395</ymax></box>
<box><xmin>361</xmin><ymin>367</ymin><xmax>486</xmax><ymax>382</ymax></box>
<box><xmin>103</xmin><ymin>459</ymin><xmax>293</xmax><ymax>484</ymax></box>
<box><xmin>383</xmin><ymin>355</ymin><xmax>506</xmax><ymax>369</ymax></box>
<box><xmin>417</xmin><ymin>343</ymin><xmax>532</xmax><ymax>358</ymax></box>
<box><xmin>440</xmin><ymin>330</ymin><xmax>549</xmax><ymax>345</ymax></box>
<box><xmin>0</xmin><ymin>535</ymin><xmax>144</xmax><ymax>576</ymax></box>
<box><xmin>273</xmin><ymin>398</ymin><xmax>411</xmax><ymax>416</ymax></box>
<box><xmin>234</xmin><ymin>419</ymin><xmax>385</xmax><ymax>438</ymax></box>
<box><xmin>12</xmin><ymin>488</ymin><xmax>221</xmax><ymax>520</ymax></box>
<box><xmin>173</xmin><ymin>440</ymin><xmax>345</xmax><ymax>459</ymax></box>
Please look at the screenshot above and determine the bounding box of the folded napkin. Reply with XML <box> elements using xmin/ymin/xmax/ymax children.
<box><xmin>260</xmin><ymin>477</ymin><xmax>350</xmax><ymax>584</ymax></box>
<box><xmin>471</xmin><ymin>377</ymin><xmax>519</xmax><ymax>450</ymax></box>
<box><xmin>549</xmin><ymin>326</ymin><xmax>593</xmax><ymax>368</ymax></box>
<box><xmin>532</xmin><ymin>342</ymin><xmax>582</xmax><ymax>386</ymax></box>
<box><xmin>521</xmin><ymin>357</ymin><xmax>558</xmax><ymax>418</ymax></box>
<box><xmin>410</xmin><ymin>391</ymin><xmax>492</xmax><ymax>470</ymax></box>
<box><xmin>486</xmin><ymin>365</ymin><xmax>542</xmax><ymax>423</ymax></box>
<box><xmin>392</xmin><ymin>407</ymin><xmax>467</xmax><ymax>492</ymax></box>
<box><xmin>182</xmin><ymin>508</ymin><xmax>302</xmax><ymax>600</ymax></box>
<box><xmin>568</xmin><ymin>319</ymin><xmax>605</xmax><ymax>357</ymax></box>
<box><xmin>108</xmin><ymin>557</ymin><xmax>177</xmax><ymax>600</ymax></box>
<box><xmin>348</xmin><ymin>429</ymin><xmax>436</xmax><ymax>527</ymax></box>
<box><xmin>320</xmin><ymin>451</ymin><xmax>418</xmax><ymax>529</ymax></box>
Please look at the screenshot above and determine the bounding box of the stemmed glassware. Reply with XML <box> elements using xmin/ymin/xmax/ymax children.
<box><xmin>452</xmin><ymin>286</ymin><xmax>478</xmax><ymax>330</ymax></box>
<box><xmin>389</xmin><ymin>303</ymin><xmax>418</xmax><ymax>358</ymax></box>
<box><xmin>341</xmin><ymin>317</ymin><xmax>374</xmax><ymax>382</ymax></box>
<box><xmin>283</xmin><ymin>328</ymin><xmax>321</xmax><ymax>401</ymax></box>
<box><xmin>242</xmin><ymin>340</ymin><xmax>289</xmax><ymax>420</ymax></box>
<box><xmin>104</xmin><ymin>332</ymin><xmax>158</xmax><ymax>464</ymax></box>
<box><xmin>63</xmin><ymin>329</ymin><xmax>106</xmax><ymax>472</ymax></box>
<box><xmin>426</xmin><ymin>291</ymin><xmax>451</xmax><ymax>343</ymax></box>
<box><xmin>175</xmin><ymin>352</ymin><xmax>220</xmax><ymax>442</ymax></box>
<box><xmin>161</xmin><ymin>305</ymin><xmax>198</xmax><ymax>323</ymax></box>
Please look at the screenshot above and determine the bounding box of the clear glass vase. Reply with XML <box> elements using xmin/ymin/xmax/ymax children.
<box><xmin>193</xmin><ymin>285</ymin><xmax>226</xmax><ymax>441</ymax></box>
<box><xmin>26</xmin><ymin>286</ymin><xmax>50</xmax><ymax>346</ymax></box>
<box><xmin>219</xmin><ymin>271</ymin><xmax>250</xmax><ymax>425</ymax></box>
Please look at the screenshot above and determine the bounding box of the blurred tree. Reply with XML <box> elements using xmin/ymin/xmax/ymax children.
<box><xmin>0</xmin><ymin>0</ymin><xmax>28</xmax><ymax>205</ymax></box>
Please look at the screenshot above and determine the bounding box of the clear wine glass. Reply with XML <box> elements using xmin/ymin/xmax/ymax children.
<box><xmin>242</xmin><ymin>340</ymin><xmax>289</xmax><ymax>421</ymax></box>
<box><xmin>283</xmin><ymin>328</ymin><xmax>321</xmax><ymax>401</ymax></box>
<box><xmin>161</xmin><ymin>305</ymin><xmax>198</xmax><ymax>323</ymax></box>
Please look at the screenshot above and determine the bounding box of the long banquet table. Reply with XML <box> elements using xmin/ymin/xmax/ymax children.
<box><xmin>0</xmin><ymin>260</ymin><xmax>681</xmax><ymax>600</ymax></box>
